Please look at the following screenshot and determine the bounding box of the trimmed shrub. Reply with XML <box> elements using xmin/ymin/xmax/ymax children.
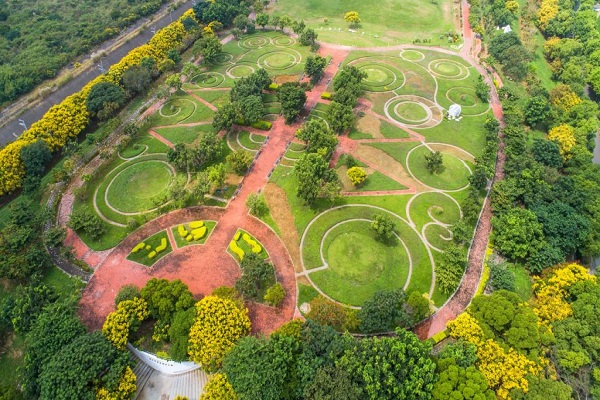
<box><xmin>264</xmin><ymin>283</ymin><xmax>285</xmax><ymax>306</ymax></box>
<box><xmin>132</xmin><ymin>242</ymin><xmax>146</xmax><ymax>253</ymax></box>
<box><xmin>155</xmin><ymin>238</ymin><xmax>167</xmax><ymax>253</ymax></box>
<box><xmin>242</xmin><ymin>233</ymin><xmax>262</xmax><ymax>253</ymax></box>
<box><xmin>234</xmin><ymin>231</ymin><xmax>241</xmax><ymax>241</ymax></box>
<box><xmin>321</xmin><ymin>91</ymin><xmax>332</xmax><ymax>100</ymax></box>
<box><xmin>268</xmin><ymin>83</ymin><xmax>279</xmax><ymax>90</ymax></box>
<box><xmin>178</xmin><ymin>225</ymin><xmax>188</xmax><ymax>238</ymax></box>
<box><xmin>229</xmin><ymin>240</ymin><xmax>245</xmax><ymax>260</ymax></box>
<box><xmin>189</xmin><ymin>220</ymin><xmax>204</xmax><ymax>229</ymax></box>
<box><xmin>148</xmin><ymin>251</ymin><xmax>157</xmax><ymax>259</ymax></box>
<box><xmin>250</xmin><ymin>120</ymin><xmax>272</xmax><ymax>131</ymax></box>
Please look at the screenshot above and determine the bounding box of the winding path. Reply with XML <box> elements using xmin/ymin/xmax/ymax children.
<box><xmin>67</xmin><ymin>4</ymin><xmax>504</xmax><ymax>339</ymax></box>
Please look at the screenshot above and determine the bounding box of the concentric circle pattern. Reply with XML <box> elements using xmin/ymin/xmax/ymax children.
<box><xmin>384</xmin><ymin>95</ymin><xmax>443</xmax><ymax>128</ymax></box>
<box><xmin>428</xmin><ymin>59</ymin><xmax>469</xmax><ymax>79</ymax></box>
<box><xmin>227</xmin><ymin>64</ymin><xmax>256</xmax><ymax>78</ymax></box>
<box><xmin>257</xmin><ymin>49</ymin><xmax>301</xmax><ymax>70</ymax></box>
<box><xmin>190</xmin><ymin>72</ymin><xmax>225</xmax><ymax>88</ymax></box>
<box><xmin>348</xmin><ymin>59</ymin><xmax>405</xmax><ymax>92</ymax></box>
<box><xmin>239</xmin><ymin>35</ymin><xmax>271</xmax><ymax>49</ymax></box>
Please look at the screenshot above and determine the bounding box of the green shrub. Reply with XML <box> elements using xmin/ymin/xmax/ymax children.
<box><xmin>268</xmin><ymin>83</ymin><xmax>279</xmax><ymax>90</ymax></box>
<box><xmin>431</xmin><ymin>329</ymin><xmax>448</xmax><ymax>344</ymax></box>
<box><xmin>264</xmin><ymin>283</ymin><xmax>285</xmax><ymax>306</ymax></box>
<box><xmin>250</xmin><ymin>120</ymin><xmax>272</xmax><ymax>131</ymax></box>
<box><xmin>321</xmin><ymin>91</ymin><xmax>332</xmax><ymax>100</ymax></box>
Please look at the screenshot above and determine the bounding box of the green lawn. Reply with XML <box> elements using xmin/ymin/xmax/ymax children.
<box><xmin>106</xmin><ymin>160</ymin><xmax>175</xmax><ymax>213</ymax></box>
<box><xmin>154</xmin><ymin>124</ymin><xmax>216</xmax><ymax>145</ymax></box>
<box><xmin>310</xmin><ymin>220</ymin><xmax>410</xmax><ymax>306</ymax></box>
<box><xmin>298</xmin><ymin>283</ymin><xmax>319</xmax><ymax>307</ymax></box>
<box><xmin>171</xmin><ymin>221</ymin><xmax>216</xmax><ymax>248</ymax></box>
<box><xmin>380</xmin><ymin>120</ymin><xmax>410</xmax><ymax>139</ymax></box>
<box><xmin>407</xmin><ymin>146</ymin><xmax>472</xmax><ymax>190</ymax></box>
<box><xmin>126</xmin><ymin>230</ymin><xmax>172</xmax><ymax>267</ymax></box>
<box><xmin>270</xmin><ymin>0</ymin><xmax>455</xmax><ymax>47</ymax></box>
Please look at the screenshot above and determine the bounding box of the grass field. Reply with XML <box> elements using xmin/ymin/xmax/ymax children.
<box><xmin>270</xmin><ymin>0</ymin><xmax>456</xmax><ymax>47</ymax></box>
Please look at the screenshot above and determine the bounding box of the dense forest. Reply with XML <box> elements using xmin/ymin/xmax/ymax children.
<box><xmin>0</xmin><ymin>0</ymin><xmax>168</xmax><ymax>105</ymax></box>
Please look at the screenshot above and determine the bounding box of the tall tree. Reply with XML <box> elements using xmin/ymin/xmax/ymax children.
<box><xmin>304</xmin><ymin>55</ymin><xmax>327</xmax><ymax>84</ymax></box>
<box><xmin>278</xmin><ymin>82</ymin><xmax>306</xmax><ymax>123</ymax></box>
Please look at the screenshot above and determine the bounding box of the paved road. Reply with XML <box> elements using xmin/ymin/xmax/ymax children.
<box><xmin>0</xmin><ymin>0</ymin><xmax>195</xmax><ymax>148</ymax></box>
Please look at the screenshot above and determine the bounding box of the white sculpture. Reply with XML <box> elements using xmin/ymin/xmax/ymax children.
<box><xmin>448</xmin><ymin>104</ymin><xmax>462</xmax><ymax>120</ymax></box>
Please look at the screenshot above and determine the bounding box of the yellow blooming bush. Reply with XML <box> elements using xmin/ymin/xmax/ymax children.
<box><xmin>188</xmin><ymin>296</ymin><xmax>251</xmax><ymax>372</ymax></box>
<box><xmin>200</xmin><ymin>373</ymin><xmax>238</xmax><ymax>400</ymax></box>
<box><xmin>537</xmin><ymin>0</ymin><xmax>559</xmax><ymax>30</ymax></box>
<box><xmin>96</xmin><ymin>366</ymin><xmax>137</xmax><ymax>400</ymax></box>
<box><xmin>447</xmin><ymin>313</ymin><xmax>485</xmax><ymax>346</ymax></box>
<box><xmin>549</xmin><ymin>84</ymin><xmax>583</xmax><ymax>111</ymax></box>
<box><xmin>102</xmin><ymin>297</ymin><xmax>149</xmax><ymax>350</ymax></box>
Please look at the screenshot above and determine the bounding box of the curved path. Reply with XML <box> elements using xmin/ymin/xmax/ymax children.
<box><xmin>71</xmin><ymin>3</ymin><xmax>504</xmax><ymax>339</ymax></box>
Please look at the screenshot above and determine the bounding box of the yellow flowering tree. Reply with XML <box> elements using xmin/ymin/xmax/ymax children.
<box><xmin>537</xmin><ymin>0</ymin><xmax>559</xmax><ymax>30</ymax></box>
<box><xmin>200</xmin><ymin>373</ymin><xmax>238</xmax><ymax>400</ymax></box>
<box><xmin>102</xmin><ymin>297</ymin><xmax>149</xmax><ymax>350</ymax></box>
<box><xmin>548</xmin><ymin>124</ymin><xmax>576</xmax><ymax>159</ymax></box>
<box><xmin>188</xmin><ymin>296</ymin><xmax>251</xmax><ymax>372</ymax></box>
<box><xmin>96</xmin><ymin>366</ymin><xmax>137</xmax><ymax>400</ymax></box>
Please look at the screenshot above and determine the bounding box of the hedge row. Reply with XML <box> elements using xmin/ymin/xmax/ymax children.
<box><xmin>0</xmin><ymin>10</ymin><xmax>195</xmax><ymax>196</ymax></box>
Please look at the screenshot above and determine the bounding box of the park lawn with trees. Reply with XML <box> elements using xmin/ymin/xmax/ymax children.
<box><xmin>270</xmin><ymin>0</ymin><xmax>455</xmax><ymax>47</ymax></box>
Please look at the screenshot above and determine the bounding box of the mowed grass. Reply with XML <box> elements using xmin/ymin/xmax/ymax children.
<box><xmin>310</xmin><ymin>220</ymin><xmax>410</xmax><ymax>306</ymax></box>
<box><xmin>407</xmin><ymin>146</ymin><xmax>472</xmax><ymax>190</ymax></box>
<box><xmin>106</xmin><ymin>160</ymin><xmax>174</xmax><ymax>213</ymax></box>
<box><xmin>154</xmin><ymin>124</ymin><xmax>216</xmax><ymax>145</ymax></box>
<box><xmin>271</xmin><ymin>0</ymin><xmax>454</xmax><ymax>47</ymax></box>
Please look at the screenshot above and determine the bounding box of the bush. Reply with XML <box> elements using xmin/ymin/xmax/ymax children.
<box><xmin>321</xmin><ymin>91</ymin><xmax>332</xmax><ymax>100</ymax></box>
<box><xmin>264</xmin><ymin>283</ymin><xmax>285</xmax><ymax>306</ymax></box>
<box><xmin>227</xmin><ymin>150</ymin><xmax>253</xmax><ymax>175</ymax></box>
<box><xmin>250</xmin><ymin>120</ymin><xmax>272</xmax><ymax>130</ymax></box>
<box><xmin>67</xmin><ymin>208</ymin><xmax>106</xmax><ymax>240</ymax></box>
<box><xmin>347</xmin><ymin>166</ymin><xmax>367</xmax><ymax>186</ymax></box>
<box><xmin>114</xmin><ymin>285</ymin><xmax>141</xmax><ymax>306</ymax></box>
<box><xmin>229</xmin><ymin>240</ymin><xmax>245</xmax><ymax>260</ymax></box>
<box><xmin>489</xmin><ymin>263</ymin><xmax>516</xmax><ymax>292</ymax></box>
<box><xmin>246</xmin><ymin>193</ymin><xmax>269</xmax><ymax>217</ymax></box>
<box><xmin>268</xmin><ymin>83</ymin><xmax>279</xmax><ymax>90</ymax></box>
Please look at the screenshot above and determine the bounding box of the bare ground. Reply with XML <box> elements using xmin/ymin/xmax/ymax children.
<box><xmin>356</xmin><ymin>113</ymin><xmax>383</xmax><ymax>138</ymax></box>
<box><xmin>263</xmin><ymin>182</ymin><xmax>303</xmax><ymax>273</ymax></box>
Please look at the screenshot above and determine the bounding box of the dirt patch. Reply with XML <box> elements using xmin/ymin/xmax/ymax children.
<box><xmin>274</xmin><ymin>75</ymin><xmax>301</xmax><ymax>85</ymax></box>
<box><xmin>428</xmin><ymin>143</ymin><xmax>475</xmax><ymax>163</ymax></box>
<box><xmin>356</xmin><ymin>113</ymin><xmax>383</xmax><ymax>138</ymax></box>
<box><xmin>354</xmin><ymin>144</ymin><xmax>426</xmax><ymax>191</ymax></box>
<box><xmin>337</xmin><ymin>165</ymin><xmax>377</xmax><ymax>191</ymax></box>
<box><xmin>263</xmin><ymin>183</ymin><xmax>303</xmax><ymax>273</ymax></box>
<box><xmin>296</xmin><ymin>275</ymin><xmax>311</xmax><ymax>286</ymax></box>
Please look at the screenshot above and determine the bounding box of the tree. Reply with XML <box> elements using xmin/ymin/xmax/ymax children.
<box><xmin>509</xmin><ymin>376</ymin><xmax>572</xmax><ymax>400</ymax></box>
<box><xmin>304</xmin><ymin>364</ymin><xmax>361</xmax><ymax>400</ymax></box>
<box><xmin>319</xmin><ymin>180</ymin><xmax>342</xmax><ymax>205</ymax></box>
<box><xmin>207</xmin><ymin>163</ymin><xmax>227</xmax><ymax>191</ymax></box>
<box><xmin>167</xmin><ymin>48</ymin><xmax>182</xmax><ymax>65</ymax></box>
<box><xmin>435</xmin><ymin>244</ymin><xmax>466</xmax><ymax>294</ymax></box>
<box><xmin>406</xmin><ymin>291</ymin><xmax>431</xmax><ymax>324</ymax></box>
<box><xmin>38</xmin><ymin>332</ymin><xmax>130</xmax><ymax>400</ymax></box>
<box><xmin>294</xmin><ymin>152</ymin><xmax>329</xmax><ymax>204</ymax></box>
<box><xmin>531</xmin><ymin>139</ymin><xmax>562</xmax><ymax>168</ymax></box>
<box><xmin>196</xmin><ymin>35</ymin><xmax>222</xmax><ymax>64</ymax></box>
<box><xmin>255</xmin><ymin>13</ymin><xmax>269</xmax><ymax>29</ymax></box>
<box><xmin>21</xmin><ymin>300</ymin><xmax>86</xmax><ymax>399</ymax></box>
<box><xmin>304</xmin><ymin>55</ymin><xmax>327</xmax><ymax>84</ymax></box>
<box><xmin>533</xmin><ymin>202</ymin><xmax>589</xmax><ymax>256</ymax></box>
<box><xmin>121</xmin><ymin>65</ymin><xmax>152</xmax><ymax>94</ymax></box>
<box><xmin>278</xmin><ymin>15</ymin><xmax>292</xmax><ymax>31</ymax></box>
<box><xmin>67</xmin><ymin>208</ymin><xmax>106</xmax><ymax>240</ymax></box>
<box><xmin>2</xmin><ymin>283</ymin><xmax>57</xmax><ymax>334</ymax></box>
<box><xmin>548</xmin><ymin>123</ymin><xmax>576</xmax><ymax>159</ymax></box>
<box><xmin>433</xmin><ymin>358</ymin><xmax>495</xmax><ymax>400</ymax></box>
<box><xmin>370</xmin><ymin>213</ymin><xmax>396</xmax><ymax>242</ymax></box>
<box><xmin>201</xmin><ymin>373</ymin><xmax>238</xmax><ymax>400</ymax></box>
<box><xmin>238</xmin><ymin>95</ymin><xmax>265</xmax><ymax>124</ymax></box>
<box><xmin>140</xmin><ymin>278</ymin><xmax>195</xmax><ymax>325</ymax></box>
<box><xmin>338</xmin><ymin>329</ymin><xmax>436</xmax><ymax>399</ymax></box>
<box><xmin>191</xmin><ymin>171</ymin><xmax>212</xmax><ymax>205</ymax></box>
<box><xmin>264</xmin><ymin>283</ymin><xmax>285</xmax><ymax>307</ymax></box>
<box><xmin>114</xmin><ymin>284</ymin><xmax>141</xmax><ymax>306</ymax></box>
<box><xmin>227</xmin><ymin>150</ymin><xmax>253</xmax><ymax>175</ymax></box>
<box><xmin>233</xmin><ymin>15</ymin><xmax>249</xmax><ymax>31</ymax></box>
<box><xmin>492</xmin><ymin>208</ymin><xmax>544</xmax><ymax>260</ymax></box>
<box><xmin>344</xmin><ymin>11</ymin><xmax>361</xmax><ymax>26</ymax></box>
<box><xmin>271</xmin><ymin>16</ymin><xmax>281</xmax><ymax>30</ymax></box>
<box><xmin>20</xmin><ymin>139</ymin><xmax>52</xmax><ymax>179</ymax></box>
<box><xmin>424</xmin><ymin>151</ymin><xmax>445</xmax><ymax>174</ymax></box>
<box><xmin>168</xmin><ymin>307</ymin><xmax>197</xmax><ymax>361</ymax></box>
<box><xmin>278</xmin><ymin>82</ymin><xmax>306</xmax><ymax>123</ymax></box>
<box><xmin>246</xmin><ymin>193</ymin><xmax>269</xmax><ymax>217</ymax></box>
<box><xmin>358</xmin><ymin>289</ymin><xmax>409</xmax><ymax>333</ymax></box>
<box><xmin>223</xmin><ymin>335</ymin><xmax>296</xmax><ymax>400</ymax></box>
<box><xmin>165</xmin><ymin>73</ymin><xmax>183</xmax><ymax>91</ymax></box>
<box><xmin>347</xmin><ymin>166</ymin><xmax>367</xmax><ymax>186</ymax></box>
<box><xmin>86</xmin><ymin>81</ymin><xmax>125</xmax><ymax>117</ymax></box>
<box><xmin>333</xmin><ymin>65</ymin><xmax>367</xmax><ymax>97</ymax></box>
<box><xmin>307</xmin><ymin>295</ymin><xmax>351</xmax><ymax>331</ymax></box>
<box><xmin>235</xmin><ymin>254</ymin><xmax>275</xmax><ymax>300</ymax></box>
<box><xmin>213</xmin><ymin>102</ymin><xmax>240</xmax><ymax>132</ymax></box>
<box><xmin>326</xmin><ymin>101</ymin><xmax>354</xmax><ymax>133</ymax></box>
<box><xmin>469</xmin><ymin>164</ymin><xmax>488</xmax><ymax>190</ymax></box>
<box><xmin>299</xmin><ymin>28</ymin><xmax>318</xmax><ymax>47</ymax></box>
<box><xmin>102</xmin><ymin>297</ymin><xmax>149</xmax><ymax>350</ymax></box>
<box><xmin>489</xmin><ymin>263</ymin><xmax>516</xmax><ymax>292</ymax></box>
<box><xmin>188</xmin><ymin>296</ymin><xmax>251</xmax><ymax>372</ymax></box>
<box><xmin>524</xmin><ymin>96</ymin><xmax>550</xmax><ymax>127</ymax></box>
<box><xmin>295</xmin><ymin>119</ymin><xmax>338</xmax><ymax>155</ymax></box>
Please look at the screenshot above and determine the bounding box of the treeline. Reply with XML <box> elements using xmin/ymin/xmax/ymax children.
<box><xmin>0</xmin><ymin>0</ymin><xmax>169</xmax><ymax>104</ymax></box>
